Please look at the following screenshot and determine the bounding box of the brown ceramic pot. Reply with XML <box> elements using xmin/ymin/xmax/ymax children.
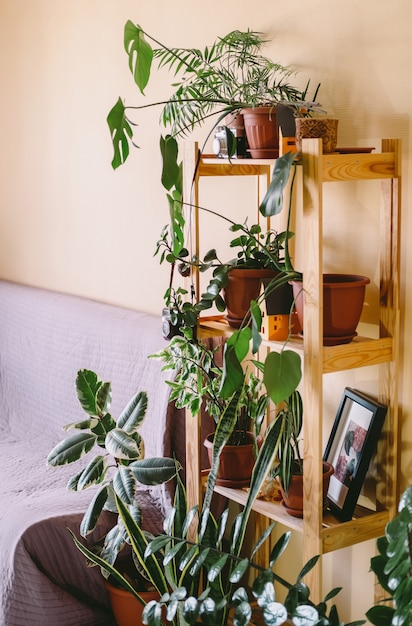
<box><xmin>224</xmin><ymin>268</ymin><xmax>276</xmax><ymax>328</ymax></box>
<box><xmin>279</xmin><ymin>461</ymin><xmax>335</xmax><ymax>518</ymax></box>
<box><xmin>241</xmin><ymin>107</ymin><xmax>279</xmax><ymax>158</ymax></box>
<box><xmin>290</xmin><ymin>274</ymin><xmax>370</xmax><ymax>346</ymax></box>
<box><xmin>105</xmin><ymin>581</ymin><xmax>161</xmax><ymax>626</ymax></box>
<box><xmin>204</xmin><ymin>431</ymin><xmax>258</xmax><ymax>487</ymax></box>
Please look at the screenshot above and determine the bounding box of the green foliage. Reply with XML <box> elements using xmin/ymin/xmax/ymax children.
<box><xmin>71</xmin><ymin>474</ymin><xmax>359</xmax><ymax>626</ymax></box>
<box><xmin>366</xmin><ymin>484</ymin><xmax>412</xmax><ymax>626</ymax></box>
<box><xmin>47</xmin><ymin>369</ymin><xmax>179</xmax><ymax>565</ymax></box>
<box><xmin>109</xmin><ymin>25</ymin><xmax>307</xmax><ymax>168</ymax></box>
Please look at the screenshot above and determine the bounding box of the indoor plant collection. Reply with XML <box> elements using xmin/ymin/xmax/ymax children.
<box><xmin>48</xmin><ymin>20</ymin><xmax>385</xmax><ymax>625</ymax></box>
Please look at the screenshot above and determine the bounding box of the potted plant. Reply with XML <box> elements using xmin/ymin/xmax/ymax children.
<box><xmin>269</xmin><ymin>390</ymin><xmax>334</xmax><ymax>518</ymax></box>
<box><xmin>151</xmin><ymin>320</ymin><xmax>301</xmax><ymax>488</ymax></box>
<box><xmin>70</xmin><ymin>466</ymin><xmax>364</xmax><ymax>626</ymax></box>
<box><xmin>366</xmin><ymin>483</ymin><xmax>412</xmax><ymax>626</ymax></box>
<box><xmin>107</xmin><ymin>25</ymin><xmax>320</xmax><ymax>170</ymax></box>
<box><xmin>46</xmin><ymin>369</ymin><xmax>179</xmax><ymax>576</ymax></box>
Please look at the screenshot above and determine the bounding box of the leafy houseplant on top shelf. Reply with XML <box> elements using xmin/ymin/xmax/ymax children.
<box><xmin>108</xmin><ymin>22</ymin><xmax>321</xmax><ymax>336</ymax></box>
<box><xmin>108</xmin><ymin>24</ymin><xmax>321</xmax><ymax>170</ymax></box>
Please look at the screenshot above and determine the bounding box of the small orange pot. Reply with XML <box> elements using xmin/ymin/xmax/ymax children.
<box><xmin>105</xmin><ymin>581</ymin><xmax>160</xmax><ymax>626</ymax></box>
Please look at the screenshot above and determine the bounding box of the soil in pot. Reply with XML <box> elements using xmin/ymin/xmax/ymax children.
<box><xmin>224</xmin><ymin>268</ymin><xmax>276</xmax><ymax>329</ymax></box>
<box><xmin>204</xmin><ymin>431</ymin><xmax>258</xmax><ymax>488</ymax></box>
<box><xmin>278</xmin><ymin>461</ymin><xmax>334</xmax><ymax>518</ymax></box>
<box><xmin>291</xmin><ymin>274</ymin><xmax>370</xmax><ymax>346</ymax></box>
<box><xmin>241</xmin><ymin>107</ymin><xmax>279</xmax><ymax>159</ymax></box>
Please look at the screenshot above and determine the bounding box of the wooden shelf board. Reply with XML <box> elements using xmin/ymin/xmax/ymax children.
<box><xmin>198</xmin><ymin>317</ymin><xmax>394</xmax><ymax>372</ymax></box>
<box><xmin>321</xmin><ymin>507</ymin><xmax>389</xmax><ymax>553</ymax></box>
<box><xmin>213</xmin><ymin>483</ymin><xmax>389</xmax><ymax>553</ymax></box>
<box><xmin>322</xmin><ymin>152</ymin><xmax>397</xmax><ymax>182</ymax></box>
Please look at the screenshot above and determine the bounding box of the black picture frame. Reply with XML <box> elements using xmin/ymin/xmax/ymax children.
<box><xmin>323</xmin><ymin>387</ymin><xmax>387</xmax><ymax>522</ymax></box>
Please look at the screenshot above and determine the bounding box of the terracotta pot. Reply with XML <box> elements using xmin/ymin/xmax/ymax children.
<box><xmin>224</xmin><ymin>268</ymin><xmax>276</xmax><ymax>329</ymax></box>
<box><xmin>290</xmin><ymin>274</ymin><xmax>370</xmax><ymax>346</ymax></box>
<box><xmin>279</xmin><ymin>462</ymin><xmax>334</xmax><ymax>518</ymax></box>
<box><xmin>105</xmin><ymin>581</ymin><xmax>160</xmax><ymax>626</ymax></box>
<box><xmin>241</xmin><ymin>107</ymin><xmax>279</xmax><ymax>158</ymax></box>
<box><xmin>204</xmin><ymin>431</ymin><xmax>258</xmax><ymax>487</ymax></box>
<box><xmin>295</xmin><ymin>117</ymin><xmax>339</xmax><ymax>153</ymax></box>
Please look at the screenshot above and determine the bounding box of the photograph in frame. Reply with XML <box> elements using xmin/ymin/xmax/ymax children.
<box><xmin>323</xmin><ymin>387</ymin><xmax>387</xmax><ymax>522</ymax></box>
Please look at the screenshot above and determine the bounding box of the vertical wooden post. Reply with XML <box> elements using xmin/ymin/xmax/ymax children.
<box><xmin>301</xmin><ymin>138</ymin><xmax>324</xmax><ymax>601</ymax></box>
<box><xmin>182</xmin><ymin>142</ymin><xmax>203</xmax><ymax>520</ymax></box>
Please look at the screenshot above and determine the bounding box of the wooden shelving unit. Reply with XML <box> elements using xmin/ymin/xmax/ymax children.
<box><xmin>183</xmin><ymin>138</ymin><xmax>401</xmax><ymax>603</ymax></box>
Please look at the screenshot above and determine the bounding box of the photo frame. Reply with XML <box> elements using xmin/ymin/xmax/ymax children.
<box><xmin>323</xmin><ymin>387</ymin><xmax>387</xmax><ymax>522</ymax></box>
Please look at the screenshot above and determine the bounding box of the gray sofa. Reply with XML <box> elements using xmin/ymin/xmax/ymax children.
<box><xmin>0</xmin><ymin>280</ymin><xmax>187</xmax><ymax>625</ymax></box>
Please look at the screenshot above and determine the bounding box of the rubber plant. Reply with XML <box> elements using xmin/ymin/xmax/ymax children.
<box><xmin>47</xmin><ymin>369</ymin><xmax>178</xmax><ymax>566</ymax></box>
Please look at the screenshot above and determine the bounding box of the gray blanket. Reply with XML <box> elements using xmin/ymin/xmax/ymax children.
<box><xmin>0</xmin><ymin>281</ymin><xmax>181</xmax><ymax>625</ymax></box>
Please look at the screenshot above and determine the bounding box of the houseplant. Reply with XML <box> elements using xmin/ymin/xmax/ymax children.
<box><xmin>366</xmin><ymin>483</ymin><xmax>412</xmax><ymax>626</ymax></box>
<box><xmin>47</xmin><ymin>369</ymin><xmax>179</xmax><ymax>567</ymax></box>
<box><xmin>70</xmin><ymin>465</ymin><xmax>365</xmax><ymax>626</ymax></box>
<box><xmin>151</xmin><ymin>319</ymin><xmax>302</xmax><ymax>488</ymax></box>
<box><xmin>107</xmin><ymin>24</ymin><xmax>319</xmax><ymax>170</ymax></box>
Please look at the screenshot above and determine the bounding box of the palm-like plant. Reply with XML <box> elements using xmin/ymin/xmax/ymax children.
<box><xmin>108</xmin><ymin>25</ymin><xmax>312</xmax><ymax>169</ymax></box>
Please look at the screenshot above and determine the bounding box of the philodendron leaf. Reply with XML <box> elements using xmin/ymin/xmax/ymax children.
<box><xmin>365</xmin><ymin>605</ymin><xmax>395</xmax><ymax>626</ymax></box>
<box><xmin>219</xmin><ymin>343</ymin><xmax>245</xmax><ymax>399</ymax></box>
<box><xmin>259</xmin><ymin>151</ymin><xmax>296</xmax><ymax>217</ymax></box>
<box><xmin>77</xmin><ymin>455</ymin><xmax>108</xmax><ymax>491</ymax></box>
<box><xmin>129</xmin><ymin>457</ymin><xmax>178</xmax><ymax>485</ymax></box>
<box><xmin>107</xmin><ymin>97</ymin><xmax>133</xmax><ymax>169</ymax></box>
<box><xmin>105</xmin><ymin>428</ymin><xmax>143</xmax><ymax>460</ymax></box>
<box><xmin>80</xmin><ymin>484</ymin><xmax>109</xmax><ymax>536</ymax></box>
<box><xmin>124</xmin><ymin>21</ymin><xmax>153</xmax><ymax>94</ymax></box>
<box><xmin>263</xmin><ymin>350</ymin><xmax>302</xmax><ymax>405</ymax></box>
<box><xmin>47</xmin><ymin>432</ymin><xmax>98</xmax><ymax>466</ymax></box>
<box><xmin>160</xmin><ymin>134</ymin><xmax>181</xmax><ymax>192</ymax></box>
<box><xmin>117</xmin><ymin>390</ymin><xmax>148</xmax><ymax>433</ymax></box>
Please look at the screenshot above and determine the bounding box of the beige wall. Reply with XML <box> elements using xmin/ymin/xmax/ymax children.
<box><xmin>1</xmin><ymin>0</ymin><xmax>411</xmax><ymax>621</ymax></box>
